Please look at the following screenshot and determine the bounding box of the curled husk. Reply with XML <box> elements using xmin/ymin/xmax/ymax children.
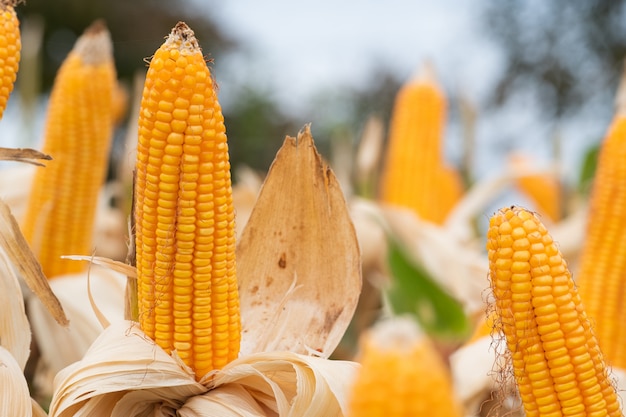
<box><xmin>49</xmin><ymin>321</ymin><xmax>359</xmax><ymax>417</ymax></box>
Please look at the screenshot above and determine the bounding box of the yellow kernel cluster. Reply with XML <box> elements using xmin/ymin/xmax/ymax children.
<box><xmin>0</xmin><ymin>1</ymin><xmax>20</xmax><ymax>119</ymax></box>
<box><xmin>379</xmin><ymin>67</ymin><xmax>463</xmax><ymax>225</ymax></box>
<box><xmin>576</xmin><ymin>114</ymin><xmax>626</xmax><ymax>369</ymax></box>
<box><xmin>21</xmin><ymin>23</ymin><xmax>115</xmax><ymax>278</ymax></box>
<box><xmin>347</xmin><ymin>319</ymin><xmax>463</xmax><ymax>417</ymax></box>
<box><xmin>487</xmin><ymin>207</ymin><xmax>621</xmax><ymax>417</ymax></box>
<box><xmin>135</xmin><ymin>22</ymin><xmax>240</xmax><ymax>380</ymax></box>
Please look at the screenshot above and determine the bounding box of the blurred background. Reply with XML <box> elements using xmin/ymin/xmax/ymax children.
<box><xmin>1</xmin><ymin>0</ymin><xmax>625</xmax><ymax>203</ymax></box>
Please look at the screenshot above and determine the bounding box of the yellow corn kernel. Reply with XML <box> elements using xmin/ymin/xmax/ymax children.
<box><xmin>378</xmin><ymin>62</ymin><xmax>462</xmax><ymax>225</ymax></box>
<box><xmin>576</xmin><ymin>109</ymin><xmax>626</xmax><ymax>370</ymax></box>
<box><xmin>347</xmin><ymin>317</ymin><xmax>463</xmax><ymax>417</ymax></box>
<box><xmin>0</xmin><ymin>0</ymin><xmax>20</xmax><ymax>119</ymax></box>
<box><xmin>509</xmin><ymin>153</ymin><xmax>562</xmax><ymax>222</ymax></box>
<box><xmin>21</xmin><ymin>21</ymin><xmax>116</xmax><ymax>279</ymax></box>
<box><xmin>487</xmin><ymin>206</ymin><xmax>621</xmax><ymax>417</ymax></box>
<box><xmin>135</xmin><ymin>21</ymin><xmax>239</xmax><ymax>381</ymax></box>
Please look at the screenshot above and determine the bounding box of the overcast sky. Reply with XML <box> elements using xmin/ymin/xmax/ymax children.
<box><xmin>203</xmin><ymin>0</ymin><xmax>501</xmax><ymax>114</ymax></box>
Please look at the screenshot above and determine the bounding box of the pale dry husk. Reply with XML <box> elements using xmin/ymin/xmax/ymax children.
<box><xmin>49</xmin><ymin>321</ymin><xmax>359</xmax><ymax>417</ymax></box>
<box><xmin>0</xmin><ymin>197</ymin><xmax>69</xmax><ymax>416</ymax></box>
<box><xmin>48</xmin><ymin>125</ymin><xmax>362</xmax><ymax>416</ymax></box>
<box><xmin>28</xmin><ymin>266</ymin><xmax>126</xmax><ymax>379</ymax></box>
<box><xmin>236</xmin><ymin>125</ymin><xmax>362</xmax><ymax>357</ymax></box>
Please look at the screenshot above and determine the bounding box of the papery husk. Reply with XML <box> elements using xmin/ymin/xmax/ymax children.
<box><xmin>49</xmin><ymin>321</ymin><xmax>205</xmax><ymax>417</ymax></box>
<box><xmin>28</xmin><ymin>265</ymin><xmax>126</xmax><ymax>387</ymax></box>
<box><xmin>449</xmin><ymin>335</ymin><xmax>506</xmax><ymax>415</ymax></box>
<box><xmin>0</xmin><ymin>347</ymin><xmax>33</xmax><ymax>417</ymax></box>
<box><xmin>49</xmin><ymin>321</ymin><xmax>359</xmax><ymax>417</ymax></box>
<box><xmin>351</xmin><ymin>198</ymin><xmax>487</xmax><ymax>318</ymax></box>
<box><xmin>0</xmin><ymin>198</ymin><xmax>68</xmax><ymax>326</ymax></box>
<box><xmin>236</xmin><ymin>125</ymin><xmax>362</xmax><ymax>357</ymax></box>
<box><xmin>0</xmin><ymin>244</ymin><xmax>31</xmax><ymax>370</ymax></box>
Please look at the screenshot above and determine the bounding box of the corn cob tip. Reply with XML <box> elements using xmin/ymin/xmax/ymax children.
<box><xmin>73</xmin><ymin>20</ymin><xmax>113</xmax><ymax>65</ymax></box>
<box><xmin>165</xmin><ymin>21</ymin><xmax>200</xmax><ymax>53</ymax></box>
<box><xmin>410</xmin><ymin>59</ymin><xmax>438</xmax><ymax>86</ymax></box>
<box><xmin>366</xmin><ymin>316</ymin><xmax>424</xmax><ymax>352</ymax></box>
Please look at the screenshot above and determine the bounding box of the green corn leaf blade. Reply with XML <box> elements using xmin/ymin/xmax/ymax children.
<box><xmin>578</xmin><ymin>142</ymin><xmax>600</xmax><ymax>196</ymax></box>
<box><xmin>385</xmin><ymin>237</ymin><xmax>471</xmax><ymax>341</ymax></box>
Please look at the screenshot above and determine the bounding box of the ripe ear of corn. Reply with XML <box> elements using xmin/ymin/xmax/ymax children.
<box><xmin>379</xmin><ymin>63</ymin><xmax>462</xmax><ymax>225</ymax></box>
<box><xmin>347</xmin><ymin>317</ymin><xmax>463</xmax><ymax>417</ymax></box>
<box><xmin>134</xmin><ymin>21</ymin><xmax>239</xmax><ymax>381</ymax></box>
<box><xmin>576</xmin><ymin>107</ymin><xmax>626</xmax><ymax>370</ymax></box>
<box><xmin>0</xmin><ymin>0</ymin><xmax>20</xmax><ymax>120</ymax></box>
<box><xmin>487</xmin><ymin>206</ymin><xmax>621</xmax><ymax>417</ymax></box>
<box><xmin>21</xmin><ymin>21</ymin><xmax>116</xmax><ymax>279</ymax></box>
<box><xmin>509</xmin><ymin>153</ymin><xmax>562</xmax><ymax>222</ymax></box>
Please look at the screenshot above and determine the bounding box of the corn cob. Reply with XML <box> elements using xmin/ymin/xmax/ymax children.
<box><xmin>576</xmin><ymin>107</ymin><xmax>626</xmax><ymax>369</ymax></box>
<box><xmin>0</xmin><ymin>0</ymin><xmax>20</xmax><ymax>119</ymax></box>
<box><xmin>135</xmin><ymin>21</ymin><xmax>239</xmax><ymax>380</ymax></box>
<box><xmin>509</xmin><ymin>153</ymin><xmax>562</xmax><ymax>222</ymax></box>
<box><xmin>21</xmin><ymin>21</ymin><xmax>116</xmax><ymax>278</ymax></box>
<box><xmin>436</xmin><ymin>165</ymin><xmax>464</xmax><ymax>223</ymax></box>
<box><xmin>487</xmin><ymin>206</ymin><xmax>621</xmax><ymax>417</ymax></box>
<box><xmin>379</xmin><ymin>63</ymin><xmax>462</xmax><ymax>225</ymax></box>
<box><xmin>347</xmin><ymin>317</ymin><xmax>463</xmax><ymax>417</ymax></box>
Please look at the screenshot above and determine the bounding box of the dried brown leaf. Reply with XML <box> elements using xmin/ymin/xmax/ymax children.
<box><xmin>0</xmin><ymin>147</ymin><xmax>51</xmax><ymax>166</ymax></box>
<box><xmin>236</xmin><ymin>125</ymin><xmax>362</xmax><ymax>357</ymax></box>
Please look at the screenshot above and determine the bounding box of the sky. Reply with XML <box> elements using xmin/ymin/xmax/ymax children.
<box><xmin>197</xmin><ymin>0</ymin><xmax>604</xmax><ymax>186</ymax></box>
<box><xmin>0</xmin><ymin>1</ymin><xmax>609</xmax><ymax>192</ymax></box>
<box><xmin>204</xmin><ymin>0</ymin><xmax>500</xmax><ymax>113</ymax></box>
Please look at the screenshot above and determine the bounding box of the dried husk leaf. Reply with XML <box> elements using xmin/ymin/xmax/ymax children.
<box><xmin>49</xmin><ymin>321</ymin><xmax>359</xmax><ymax>417</ymax></box>
<box><xmin>28</xmin><ymin>266</ymin><xmax>125</xmax><ymax>383</ymax></box>
<box><xmin>0</xmin><ymin>198</ymin><xmax>68</xmax><ymax>326</ymax></box>
<box><xmin>0</xmin><ymin>347</ymin><xmax>32</xmax><ymax>417</ymax></box>
<box><xmin>382</xmin><ymin>205</ymin><xmax>487</xmax><ymax>316</ymax></box>
<box><xmin>177</xmin><ymin>385</ymin><xmax>271</xmax><ymax>416</ymax></box>
<box><xmin>0</xmin><ymin>147</ymin><xmax>52</xmax><ymax>166</ymax></box>
<box><xmin>49</xmin><ymin>321</ymin><xmax>206</xmax><ymax>417</ymax></box>
<box><xmin>31</xmin><ymin>399</ymin><xmax>48</xmax><ymax>417</ymax></box>
<box><xmin>352</xmin><ymin>198</ymin><xmax>487</xmax><ymax>318</ymax></box>
<box><xmin>236</xmin><ymin>125</ymin><xmax>362</xmax><ymax>357</ymax></box>
<box><xmin>449</xmin><ymin>335</ymin><xmax>505</xmax><ymax>415</ymax></box>
<box><xmin>0</xmin><ymin>246</ymin><xmax>31</xmax><ymax>370</ymax></box>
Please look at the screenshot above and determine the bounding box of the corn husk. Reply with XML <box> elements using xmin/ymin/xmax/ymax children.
<box><xmin>28</xmin><ymin>266</ymin><xmax>126</xmax><ymax>377</ymax></box>
<box><xmin>237</xmin><ymin>125</ymin><xmax>362</xmax><ymax>357</ymax></box>
<box><xmin>0</xmin><ymin>347</ymin><xmax>32</xmax><ymax>417</ymax></box>
<box><xmin>0</xmin><ymin>196</ymin><xmax>69</xmax><ymax>415</ymax></box>
<box><xmin>351</xmin><ymin>198</ymin><xmax>487</xmax><ymax>318</ymax></box>
<box><xmin>49</xmin><ymin>321</ymin><xmax>358</xmax><ymax>417</ymax></box>
<box><xmin>48</xmin><ymin>125</ymin><xmax>361</xmax><ymax>416</ymax></box>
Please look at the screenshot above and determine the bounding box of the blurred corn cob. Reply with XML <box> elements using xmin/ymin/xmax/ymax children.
<box><xmin>509</xmin><ymin>152</ymin><xmax>562</xmax><ymax>223</ymax></box>
<box><xmin>487</xmin><ymin>206</ymin><xmax>621</xmax><ymax>417</ymax></box>
<box><xmin>21</xmin><ymin>21</ymin><xmax>116</xmax><ymax>279</ymax></box>
<box><xmin>0</xmin><ymin>0</ymin><xmax>20</xmax><ymax>120</ymax></box>
<box><xmin>576</xmin><ymin>81</ymin><xmax>626</xmax><ymax>370</ymax></box>
<box><xmin>379</xmin><ymin>62</ymin><xmax>463</xmax><ymax>225</ymax></box>
<box><xmin>347</xmin><ymin>317</ymin><xmax>463</xmax><ymax>417</ymax></box>
<box><xmin>135</xmin><ymin>21</ymin><xmax>239</xmax><ymax>380</ymax></box>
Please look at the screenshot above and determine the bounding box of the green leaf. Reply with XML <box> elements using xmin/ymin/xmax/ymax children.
<box><xmin>578</xmin><ymin>142</ymin><xmax>600</xmax><ymax>196</ymax></box>
<box><xmin>384</xmin><ymin>237</ymin><xmax>471</xmax><ymax>341</ymax></box>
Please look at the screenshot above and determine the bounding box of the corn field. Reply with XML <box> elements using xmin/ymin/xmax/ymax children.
<box><xmin>1</xmin><ymin>1</ymin><xmax>626</xmax><ymax>416</ymax></box>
